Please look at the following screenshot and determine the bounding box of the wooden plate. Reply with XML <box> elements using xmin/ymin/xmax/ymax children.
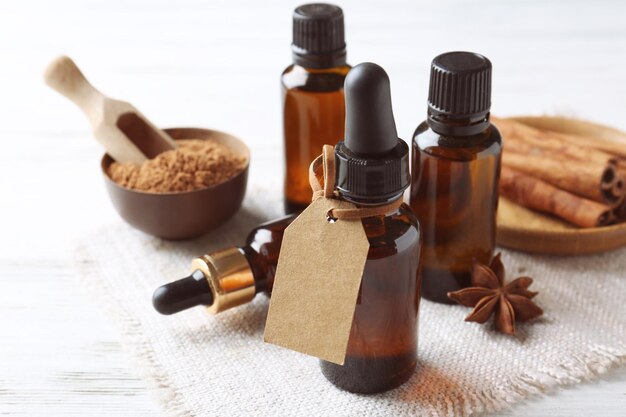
<box><xmin>496</xmin><ymin>116</ymin><xmax>626</xmax><ymax>255</ymax></box>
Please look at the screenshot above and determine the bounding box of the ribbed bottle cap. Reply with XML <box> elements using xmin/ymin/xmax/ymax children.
<box><xmin>335</xmin><ymin>63</ymin><xmax>410</xmax><ymax>204</ymax></box>
<box><xmin>428</xmin><ymin>51</ymin><xmax>492</xmax><ymax>118</ymax></box>
<box><xmin>292</xmin><ymin>3</ymin><xmax>346</xmax><ymax>69</ymax></box>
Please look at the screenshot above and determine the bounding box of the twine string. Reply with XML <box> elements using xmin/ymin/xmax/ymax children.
<box><xmin>308</xmin><ymin>144</ymin><xmax>403</xmax><ymax>220</ymax></box>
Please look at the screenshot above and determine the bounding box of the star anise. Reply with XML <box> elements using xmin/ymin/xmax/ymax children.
<box><xmin>447</xmin><ymin>253</ymin><xmax>543</xmax><ymax>335</ymax></box>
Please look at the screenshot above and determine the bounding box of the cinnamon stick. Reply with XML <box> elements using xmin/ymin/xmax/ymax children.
<box><xmin>491</xmin><ymin>116</ymin><xmax>626</xmax><ymax>162</ymax></box>
<box><xmin>500</xmin><ymin>167</ymin><xmax>614</xmax><ymax>228</ymax></box>
<box><xmin>494</xmin><ymin>117</ymin><xmax>617</xmax><ymax>165</ymax></box>
<box><xmin>552</xmin><ymin>131</ymin><xmax>626</xmax><ymax>159</ymax></box>
<box><xmin>617</xmin><ymin>161</ymin><xmax>626</xmax><ymax>181</ymax></box>
<box><xmin>502</xmin><ymin>152</ymin><xmax>622</xmax><ymax>205</ymax></box>
<box><xmin>614</xmin><ymin>198</ymin><xmax>626</xmax><ymax>221</ymax></box>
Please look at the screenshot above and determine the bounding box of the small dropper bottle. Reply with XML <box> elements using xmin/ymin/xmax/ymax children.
<box><xmin>282</xmin><ymin>3</ymin><xmax>351</xmax><ymax>214</ymax></box>
<box><xmin>410</xmin><ymin>51</ymin><xmax>502</xmax><ymax>303</ymax></box>
<box><xmin>152</xmin><ymin>215</ymin><xmax>294</xmax><ymax>315</ymax></box>
<box><xmin>319</xmin><ymin>63</ymin><xmax>421</xmax><ymax>394</ymax></box>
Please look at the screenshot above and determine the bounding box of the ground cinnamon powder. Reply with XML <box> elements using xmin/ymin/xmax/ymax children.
<box><xmin>108</xmin><ymin>139</ymin><xmax>246</xmax><ymax>193</ymax></box>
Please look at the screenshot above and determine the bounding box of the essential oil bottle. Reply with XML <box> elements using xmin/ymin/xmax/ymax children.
<box><xmin>409</xmin><ymin>51</ymin><xmax>501</xmax><ymax>304</ymax></box>
<box><xmin>152</xmin><ymin>215</ymin><xmax>295</xmax><ymax>315</ymax></box>
<box><xmin>319</xmin><ymin>63</ymin><xmax>421</xmax><ymax>394</ymax></box>
<box><xmin>282</xmin><ymin>3</ymin><xmax>351</xmax><ymax>214</ymax></box>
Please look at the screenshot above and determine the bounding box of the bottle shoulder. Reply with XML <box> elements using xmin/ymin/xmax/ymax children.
<box><xmin>397</xmin><ymin>203</ymin><xmax>420</xmax><ymax>231</ymax></box>
<box><xmin>412</xmin><ymin>121</ymin><xmax>502</xmax><ymax>160</ymax></box>
<box><xmin>362</xmin><ymin>204</ymin><xmax>420</xmax><ymax>256</ymax></box>
<box><xmin>281</xmin><ymin>64</ymin><xmax>351</xmax><ymax>92</ymax></box>
<box><xmin>246</xmin><ymin>214</ymin><xmax>296</xmax><ymax>251</ymax></box>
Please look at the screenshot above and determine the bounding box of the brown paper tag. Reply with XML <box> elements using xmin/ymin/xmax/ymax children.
<box><xmin>263</xmin><ymin>197</ymin><xmax>369</xmax><ymax>365</ymax></box>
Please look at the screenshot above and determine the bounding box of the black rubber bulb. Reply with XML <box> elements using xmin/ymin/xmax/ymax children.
<box><xmin>152</xmin><ymin>269</ymin><xmax>214</xmax><ymax>315</ymax></box>
<box><xmin>334</xmin><ymin>62</ymin><xmax>409</xmax><ymax>202</ymax></box>
<box><xmin>344</xmin><ymin>62</ymin><xmax>398</xmax><ymax>155</ymax></box>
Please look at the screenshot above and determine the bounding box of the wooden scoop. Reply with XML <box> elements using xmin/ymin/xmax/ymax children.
<box><xmin>44</xmin><ymin>56</ymin><xmax>176</xmax><ymax>164</ymax></box>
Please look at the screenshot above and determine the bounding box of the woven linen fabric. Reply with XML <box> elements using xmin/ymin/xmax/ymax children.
<box><xmin>75</xmin><ymin>185</ymin><xmax>626</xmax><ymax>417</ymax></box>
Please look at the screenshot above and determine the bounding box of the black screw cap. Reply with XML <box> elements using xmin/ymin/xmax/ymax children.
<box><xmin>292</xmin><ymin>3</ymin><xmax>347</xmax><ymax>69</ymax></box>
<box><xmin>428</xmin><ymin>51</ymin><xmax>492</xmax><ymax>118</ymax></box>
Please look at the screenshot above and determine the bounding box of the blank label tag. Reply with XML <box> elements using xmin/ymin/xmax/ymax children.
<box><xmin>264</xmin><ymin>198</ymin><xmax>369</xmax><ymax>365</ymax></box>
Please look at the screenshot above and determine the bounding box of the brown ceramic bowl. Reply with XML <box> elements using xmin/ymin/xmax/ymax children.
<box><xmin>101</xmin><ymin>127</ymin><xmax>249</xmax><ymax>240</ymax></box>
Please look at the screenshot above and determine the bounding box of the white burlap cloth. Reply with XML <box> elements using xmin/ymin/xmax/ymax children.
<box><xmin>75</xmin><ymin>185</ymin><xmax>626</xmax><ymax>417</ymax></box>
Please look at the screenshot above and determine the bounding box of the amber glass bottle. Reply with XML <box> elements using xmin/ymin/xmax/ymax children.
<box><xmin>320</xmin><ymin>205</ymin><xmax>420</xmax><ymax>393</ymax></box>
<box><xmin>282</xmin><ymin>3</ymin><xmax>350</xmax><ymax>214</ymax></box>
<box><xmin>410</xmin><ymin>52</ymin><xmax>501</xmax><ymax>304</ymax></box>
<box><xmin>319</xmin><ymin>63</ymin><xmax>421</xmax><ymax>394</ymax></box>
<box><xmin>152</xmin><ymin>215</ymin><xmax>295</xmax><ymax>315</ymax></box>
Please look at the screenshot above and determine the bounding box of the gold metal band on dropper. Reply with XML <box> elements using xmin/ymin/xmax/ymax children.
<box><xmin>191</xmin><ymin>247</ymin><xmax>256</xmax><ymax>314</ymax></box>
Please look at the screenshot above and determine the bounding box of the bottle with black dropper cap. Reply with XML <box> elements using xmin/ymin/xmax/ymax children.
<box><xmin>282</xmin><ymin>3</ymin><xmax>351</xmax><ymax>214</ymax></box>
<box><xmin>410</xmin><ymin>51</ymin><xmax>502</xmax><ymax>304</ymax></box>
<box><xmin>319</xmin><ymin>63</ymin><xmax>421</xmax><ymax>394</ymax></box>
<box><xmin>152</xmin><ymin>214</ymin><xmax>295</xmax><ymax>316</ymax></box>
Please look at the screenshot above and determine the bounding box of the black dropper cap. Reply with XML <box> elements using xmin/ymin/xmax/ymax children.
<box><xmin>152</xmin><ymin>270</ymin><xmax>213</xmax><ymax>315</ymax></box>
<box><xmin>335</xmin><ymin>63</ymin><xmax>410</xmax><ymax>203</ymax></box>
<box><xmin>427</xmin><ymin>51</ymin><xmax>492</xmax><ymax>135</ymax></box>
<box><xmin>292</xmin><ymin>3</ymin><xmax>346</xmax><ymax>69</ymax></box>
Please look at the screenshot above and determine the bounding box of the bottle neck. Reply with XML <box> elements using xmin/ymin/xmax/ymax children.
<box><xmin>342</xmin><ymin>193</ymin><xmax>403</xmax><ymax>205</ymax></box>
<box><xmin>339</xmin><ymin>192</ymin><xmax>405</xmax><ymax>218</ymax></box>
<box><xmin>292</xmin><ymin>48</ymin><xmax>347</xmax><ymax>70</ymax></box>
<box><xmin>427</xmin><ymin>111</ymin><xmax>491</xmax><ymax>136</ymax></box>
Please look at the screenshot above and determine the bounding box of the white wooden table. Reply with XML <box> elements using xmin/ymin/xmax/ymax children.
<box><xmin>1</xmin><ymin>0</ymin><xmax>625</xmax><ymax>415</ymax></box>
